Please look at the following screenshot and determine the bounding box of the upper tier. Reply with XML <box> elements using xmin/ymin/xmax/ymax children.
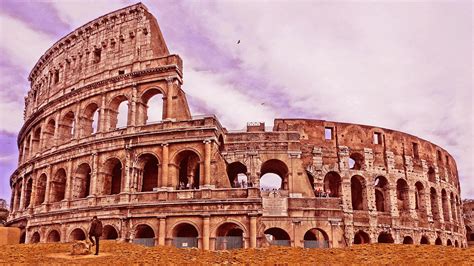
<box><xmin>24</xmin><ymin>3</ymin><xmax>169</xmax><ymax>120</ymax></box>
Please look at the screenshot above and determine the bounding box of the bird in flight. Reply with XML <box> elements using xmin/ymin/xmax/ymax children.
<box><xmin>237</xmin><ymin>40</ymin><xmax>240</xmax><ymax>44</ymax></box>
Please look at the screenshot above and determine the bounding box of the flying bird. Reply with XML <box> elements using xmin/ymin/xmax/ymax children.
<box><xmin>237</xmin><ymin>40</ymin><xmax>240</xmax><ymax>44</ymax></box>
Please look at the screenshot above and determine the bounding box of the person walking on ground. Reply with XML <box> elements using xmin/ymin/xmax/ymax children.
<box><xmin>89</xmin><ymin>216</ymin><xmax>103</xmax><ymax>255</ymax></box>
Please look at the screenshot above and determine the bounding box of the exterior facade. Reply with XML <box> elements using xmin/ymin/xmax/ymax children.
<box><xmin>463</xmin><ymin>199</ymin><xmax>474</xmax><ymax>247</ymax></box>
<box><xmin>7</xmin><ymin>3</ymin><xmax>467</xmax><ymax>249</ymax></box>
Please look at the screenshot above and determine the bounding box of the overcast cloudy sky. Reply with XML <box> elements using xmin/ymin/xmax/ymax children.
<box><xmin>0</xmin><ymin>0</ymin><xmax>472</xmax><ymax>203</ymax></box>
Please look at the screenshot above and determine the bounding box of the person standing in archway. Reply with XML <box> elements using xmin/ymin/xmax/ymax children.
<box><xmin>89</xmin><ymin>216</ymin><xmax>103</xmax><ymax>255</ymax></box>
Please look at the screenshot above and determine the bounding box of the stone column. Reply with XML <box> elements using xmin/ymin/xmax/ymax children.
<box><xmin>73</xmin><ymin>104</ymin><xmax>81</xmax><ymax>139</ymax></box>
<box><xmin>19</xmin><ymin>177</ymin><xmax>26</xmax><ymax>211</ymax></box>
<box><xmin>203</xmin><ymin>139</ymin><xmax>211</xmax><ymax>187</ymax></box>
<box><xmin>408</xmin><ymin>188</ymin><xmax>418</xmax><ymax>218</ymax></box>
<box><xmin>124</xmin><ymin>147</ymin><xmax>132</xmax><ymax>193</ymax></box>
<box><xmin>437</xmin><ymin>192</ymin><xmax>445</xmax><ymax>223</ymax></box>
<box><xmin>99</xmin><ymin>95</ymin><xmax>106</xmax><ymax>132</ymax></box>
<box><xmin>53</xmin><ymin>113</ymin><xmax>60</xmax><ymax>146</ymax></box>
<box><xmin>90</xmin><ymin>153</ymin><xmax>99</xmax><ymax>195</ymax></box>
<box><xmin>158</xmin><ymin>217</ymin><xmax>166</xmax><ymax>245</ymax></box>
<box><xmin>249</xmin><ymin>214</ymin><xmax>257</xmax><ymax>248</ymax></box>
<box><xmin>388</xmin><ymin>184</ymin><xmax>399</xmax><ymax>217</ymax></box>
<box><xmin>165</xmin><ymin>78</ymin><xmax>174</xmax><ymax>120</ymax></box>
<box><xmin>44</xmin><ymin>166</ymin><xmax>52</xmax><ymax>204</ymax></box>
<box><xmin>28</xmin><ymin>133</ymin><xmax>34</xmax><ymax>158</ymax></box>
<box><xmin>203</xmin><ymin>216</ymin><xmax>210</xmax><ymax>250</ymax></box>
<box><xmin>65</xmin><ymin>159</ymin><xmax>73</xmax><ymax>200</ymax></box>
<box><xmin>161</xmin><ymin>143</ymin><xmax>169</xmax><ymax>188</ymax></box>
<box><xmin>130</xmin><ymin>85</ymin><xmax>137</xmax><ymax>126</ymax></box>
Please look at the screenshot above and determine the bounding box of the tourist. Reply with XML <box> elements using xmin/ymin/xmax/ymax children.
<box><xmin>89</xmin><ymin>216</ymin><xmax>103</xmax><ymax>255</ymax></box>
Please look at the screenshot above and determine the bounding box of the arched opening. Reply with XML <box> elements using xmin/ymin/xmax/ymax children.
<box><xmin>351</xmin><ymin>175</ymin><xmax>367</xmax><ymax>210</ymax></box>
<box><xmin>454</xmin><ymin>240</ymin><xmax>459</xmax><ymax>247</ymax></box>
<box><xmin>374</xmin><ymin>176</ymin><xmax>389</xmax><ymax>212</ymax></box>
<box><xmin>435</xmin><ymin>237</ymin><xmax>442</xmax><ymax>245</ymax></box>
<box><xmin>349</xmin><ymin>153</ymin><xmax>364</xmax><ymax>170</ymax></box>
<box><xmin>227</xmin><ymin>162</ymin><xmax>248</xmax><ymax>188</ymax></box>
<box><xmin>323</xmin><ymin>172</ymin><xmax>341</xmax><ymax>197</ymax></box>
<box><xmin>175</xmin><ymin>150</ymin><xmax>200</xmax><ymax>190</ymax></box>
<box><xmin>19</xmin><ymin>232</ymin><xmax>25</xmax><ymax>244</ymax></box>
<box><xmin>441</xmin><ymin>189</ymin><xmax>449</xmax><ymax>221</ymax></box>
<box><xmin>133</xmin><ymin>224</ymin><xmax>155</xmax><ymax>247</ymax></box>
<box><xmin>137</xmin><ymin>154</ymin><xmax>159</xmax><ymax>192</ymax></box>
<box><xmin>420</xmin><ymin>236</ymin><xmax>430</xmax><ymax>244</ymax></box>
<box><xmin>32</xmin><ymin>127</ymin><xmax>41</xmax><ymax>155</ymax></box>
<box><xmin>415</xmin><ymin>182</ymin><xmax>425</xmax><ymax>211</ymax></box>
<box><xmin>24</xmin><ymin>136</ymin><xmax>31</xmax><ymax>160</ymax></box>
<box><xmin>82</xmin><ymin>103</ymin><xmax>100</xmax><ymax>136</ymax></box>
<box><xmin>396</xmin><ymin>179</ymin><xmax>410</xmax><ymax>211</ymax></box>
<box><xmin>50</xmin><ymin>168</ymin><xmax>66</xmax><ymax>203</ymax></box>
<box><xmin>24</xmin><ymin>178</ymin><xmax>33</xmax><ymax>208</ymax></box>
<box><xmin>403</xmin><ymin>236</ymin><xmax>414</xmax><ymax>244</ymax></box>
<box><xmin>141</xmin><ymin>89</ymin><xmax>163</xmax><ymax>124</ymax></box>
<box><xmin>428</xmin><ymin>166</ymin><xmax>436</xmax><ymax>183</ymax></box>
<box><xmin>264</xmin><ymin>227</ymin><xmax>291</xmax><ymax>246</ymax></box>
<box><xmin>30</xmin><ymin>232</ymin><xmax>40</xmax><ymax>243</ymax></box>
<box><xmin>59</xmin><ymin>111</ymin><xmax>75</xmax><ymax>142</ymax></box>
<box><xmin>353</xmin><ymin>230</ymin><xmax>370</xmax><ymax>244</ymax></box>
<box><xmin>303</xmin><ymin>228</ymin><xmax>329</xmax><ymax>248</ymax></box>
<box><xmin>69</xmin><ymin>228</ymin><xmax>86</xmax><ymax>241</ymax></box>
<box><xmin>35</xmin><ymin>174</ymin><xmax>47</xmax><ymax>206</ymax></box>
<box><xmin>173</xmin><ymin>223</ymin><xmax>199</xmax><ymax>248</ymax></box>
<box><xmin>103</xmin><ymin>158</ymin><xmax>123</xmax><ymax>195</ymax></box>
<box><xmin>467</xmin><ymin>226</ymin><xmax>473</xmax><ymax>241</ymax></box>
<box><xmin>43</xmin><ymin>119</ymin><xmax>55</xmax><ymax>148</ymax></box>
<box><xmin>260</xmin><ymin>159</ymin><xmax>288</xmax><ymax>190</ymax></box>
<box><xmin>47</xmin><ymin>230</ymin><xmax>61</xmax><ymax>242</ymax></box>
<box><xmin>14</xmin><ymin>183</ymin><xmax>22</xmax><ymax>211</ymax></box>
<box><xmin>102</xmin><ymin>225</ymin><xmax>119</xmax><ymax>240</ymax></box>
<box><xmin>450</xmin><ymin>192</ymin><xmax>456</xmax><ymax>222</ymax></box>
<box><xmin>447</xmin><ymin>239</ymin><xmax>452</xmax><ymax>246</ymax></box>
<box><xmin>377</xmin><ymin>232</ymin><xmax>394</xmax><ymax>243</ymax></box>
<box><xmin>430</xmin><ymin>187</ymin><xmax>440</xmax><ymax>219</ymax></box>
<box><xmin>218</xmin><ymin>135</ymin><xmax>225</xmax><ymax>153</ymax></box>
<box><xmin>109</xmin><ymin>95</ymin><xmax>128</xmax><ymax>129</ymax></box>
<box><xmin>215</xmin><ymin>222</ymin><xmax>244</xmax><ymax>250</ymax></box>
<box><xmin>73</xmin><ymin>163</ymin><xmax>91</xmax><ymax>198</ymax></box>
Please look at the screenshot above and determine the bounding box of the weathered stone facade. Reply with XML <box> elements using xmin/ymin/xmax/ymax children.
<box><xmin>463</xmin><ymin>199</ymin><xmax>474</xmax><ymax>247</ymax></box>
<box><xmin>7</xmin><ymin>3</ymin><xmax>467</xmax><ymax>249</ymax></box>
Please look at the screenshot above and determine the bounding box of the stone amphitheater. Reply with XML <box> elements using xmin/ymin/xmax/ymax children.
<box><xmin>6</xmin><ymin>3</ymin><xmax>467</xmax><ymax>249</ymax></box>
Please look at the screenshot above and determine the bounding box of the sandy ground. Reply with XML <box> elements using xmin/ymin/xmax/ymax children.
<box><xmin>0</xmin><ymin>241</ymin><xmax>472</xmax><ymax>265</ymax></box>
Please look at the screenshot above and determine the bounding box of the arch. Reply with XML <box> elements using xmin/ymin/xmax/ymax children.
<box><xmin>303</xmin><ymin>228</ymin><xmax>329</xmax><ymax>248</ymax></box>
<box><xmin>133</xmin><ymin>224</ymin><xmax>155</xmax><ymax>247</ymax></box>
<box><xmin>450</xmin><ymin>192</ymin><xmax>456</xmax><ymax>222</ymax></box>
<box><xmin>35</xmin><ymin>173</ymin><xmax>47</xmax><ymax>206</ymax></box>
<box><xmin>81</xmin><ymin>102</ymin><xmax>100</xmax><ymax>136</ymax></box>
<box><xmin>50</xmin><ymin>168</ymin><xmax>66</xmax><ymax>202</ymax></box>
<box><xmin>43</xmin><ymin>118</ymin><xmax>55</xmax><ymax>148</ymax></box>
<box><xmin>69</xmin><ymin>228</ymin><xmax>86</xmax><ymax>242</ymax></box>
<box><xmin>264</xmin><ymin>227</ymin><xmax>291</xmax><ymax>246</ymax></box>
<box><xmin>102</xmin><ymin>225</ymin><xmax>119</xmax><ymax>240</ymax></box>
<box><xmin>260</xmin><ymin>159</ymin><xmax>289</xmax><ymax>190</ymax></box>
<box><xmin>174</xmin><ymin>150</ymin><xmax>201</xmax><ymax>190</ymax></box>
<box><xmin>428</xmin><ymin>166</ymin><xmax>436</xmax><ymax>183</ymax></box>
<box><xmin>47</xmin><ymin>230</ymin><xmax>61</xmax><ymax>242</ymax></box>
<box><xmin>23</xmin><ymin>135</ymin><xmax>31</xmax><ymax>160</ymax></box>
<box><xmin>109</xmin><ymin>95</ymin><xmax>129</xmax><ymax>129</ymax></box>
<box><xmin>136</xmin><ymin>153</ymin><xmax>159</xmax><ymax>192</ymax></box>
<box><xmin>323</xmin><ymin>171</ymin><xmax>341</xmax><ymax>197</ymax></box>
<box><xmin>435</xmin><ymin>237</ymin><xmax>442</xmax><ymax>245</ymax></box>
<box><xmin>349</xmin><ymin>152</ymin><xmax>364</xmax><ymax>170</ymax></box>
<box><xmin>353</xmin><ymin>230</ymin><xmax>370</xmax><ymax>244</ymax></box>
<box><xmin>396</xmin><ymin>179</ymin><xmax>410</xmax><ymax>211</ymax></box>
<box><xmin>374</xmin><ymin>176</ymin><xmax>389</xmax><ymax>212</ymax></box>
<box><xmin>467</xmin><ymin>225</ymin><xmax>474</xmax><ymax>241</ymax></box>
<box><xmin>402</xmin><ymin>236</ymin><xmax>413</xmax><ymax>244</ymax></box>
<box><xmin>430</xmin><ymin>187</ymin><xmax>440</xmax><ymax>219</ymax></box>
<box><xmin>30</xmin><ymin>232</ymin><xmax>40</xmax><ymax>243</ymax></box>
<box><xmin>72</xmin><ymin>163</ymin><xmax>91</xmax><ymax>198</ymax></box>
<box><xmin>377</xmin><ymin>232</ymin><xmax>394</xmax><ymax>243</ymax></box>
<box><xmin>454</xmin><ymin>240</ymin><xmax>459</xmax><ymax>247</ymax></box>
<box><xmin>227</xmin><ymin>162</ymin><xmax>248</xmax><ymax>188</ymax></box>
<box><xmin>24</xmin><ymin>177</ymin><xmax>33</xmax><ymax>208</ymax></box>
<box><xmin>32</xmin><ymin>127</ymin><xmax>41</xmax><ymax>155</ymax></box>
<box><xmin>20</xmin><ymin>231</ymin><xmax>26</xmax><ymax>244</ymax></box>
<box><xmin>215</xmin><ymin>222</ymin><xmax>244</xmax><ymax>250</ymax></box>
<box><xmin>441</xmin><ymin>189</ymin><xmax>449</xmax><ymax>221</ymax></box>
<box><xmin>140</xmin><ymin>88</ymin><xmax>164</xmax><ymax>124</ymax></box>
<box><xmin>414</xmin><ymin>182</ymin><xmax>425</xmax><ymax>211</ymax></box>
<box><xmin>172</xmin><ymin>222</ymin><xmax>199</xmax><ymax>248</ymax></box>
<box><xmin>446</xmin><ymin>239</ymin><xmax>453</xmax><ymax>246</ymax></box>
<box><xmin>420</xmin><ymin>235</ymin><xmax>430</xmax><ymax>244</ymax></box>
<box><xmin>14</xmin><ymin>182</ymin><xmax>22</xmax><ymax>211</ymax></box>
<box><xmin>351</xmin><ymin>175</ymin><xmax>367</xmax><ymax>210</ymax></box>
<box><xmin>59</xmin><ymin>111</ymin><xmax>75</xmax><ymax>142</ymax></box>
<box><xmin>102</xmin><ymin>158</ymin><xmax>123</xmax><ymax>195</ymax></box>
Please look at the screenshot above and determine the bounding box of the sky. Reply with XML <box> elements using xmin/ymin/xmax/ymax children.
<box><xmin>0</xmin><ymin>0</ymin><xmax>472</xmax><ymax>204</ymax></box>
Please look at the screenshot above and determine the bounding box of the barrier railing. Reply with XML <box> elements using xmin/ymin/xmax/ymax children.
<box><xmin>303</xmin><ymin>240</ymin><xmax>329</xmax><ymax>248</ymax></box>
<box><xmin>215</xmin><ymin>236</ymin><xmax>243</xmax><ymax>250</ymax></box>
<box><xmin>173</xmin><ymin>237</ymin><xmax>198</xmax><ymax>248</ymax></box>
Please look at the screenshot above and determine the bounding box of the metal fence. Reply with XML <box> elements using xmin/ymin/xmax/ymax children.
<box><xmin>215</xmin><ymin>236</ymin><xmax>243</xmax><ymax>250</ymax></box>
<box><xmin>133</xmin><ymin>238</ymin><xmax>155</xmax><ymax>247</ymax></box>
<box><xmin>173</xmin><ymin>237</ymin><xmax>198</xmax><ymax>248</ymax></box>
<box><xmin>269</xmin><ymin>240</ymin><xmax>291</xmax><ymax>246</ymax></box>
<box><xmin>303</xmin><ymin>240</ymin><xmax>329</xmax><ymax>248</ymax></box>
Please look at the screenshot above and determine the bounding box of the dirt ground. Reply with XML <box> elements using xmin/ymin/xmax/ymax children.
<box><xmin>0</xmin><ymin>241</ymin><xmax>472</xmax><ymax>265</ymax></box>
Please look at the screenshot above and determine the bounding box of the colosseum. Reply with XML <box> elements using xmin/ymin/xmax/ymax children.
<box><xmin>6</xmin><ymin>3</ymin><xmax>467</xmax><ymax>249</ymax></box>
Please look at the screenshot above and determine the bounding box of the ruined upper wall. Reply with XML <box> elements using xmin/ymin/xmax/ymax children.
<box><xmin>25</xmin><ymin>3</ymin><xmax>170</xmax><ymax>120</ymax></box>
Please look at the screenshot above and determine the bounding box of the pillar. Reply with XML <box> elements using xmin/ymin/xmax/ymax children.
<box><xmin>203</xmin><ymin>139</ymin><xmax>211</xmax><ymax>187</ymax></box>
<box><xmin>19</xmin><ymin>177</ymin><xmax>26</xmax><ymax>211</ymax></box>
<box><xmin>99</xmin><ymin>95</ymin><xmax>106</xmax><ymax>132</ymax></box>
<box><xmin>158</xmin><ymin>217</ymin><xmax>166</xmax><ymax>245</ymax></box>
<box><xmin>90</xmin><ymin>153</ymin><xmax>99</xmax><ymax>195</ymax></box>
<box><xmin>65</xmin><ymin>159</ymin><xmax>73</xmax><ymax>200</ymax></box>
<box><xmin>73</xmin><ymin>104</ymin><xmax>81</xmax><ymax>139</ymax></box>
<box><xmin>165</xmin><ymin>78</ymin><xmax>174</xmax><ymax>120</ymax></box>
<box><xmin>44</xmin><ymin>166</ymin><xmax>52</xmax><ymax>204</ymax></box>
<box><xmin>161</xmin><ymin>143</ymin><xmax>169</xmax><ymax>188</ymax></box>
<box><xmin>28</xmin><ymin>133</ymin><xmax>34</xmax><ymax>158</ymax></box>
<box><xmin>249</xmin><ymin>214</ymin><xmax>257</xmax><ymax>248</ymax></box>
<box><xmin>124</xmin><ymin>148</ymin><xmax>132</xmax><ymax>192</ymax></box>
<box><xmin>203</xmin><ymin>216</ymin><xmax>210</xmax><ymax>250</ymax></box>
<box><xmin>130</xmin><ymin>86</ymin><xmax>137</xmax><ymax>126</ymax></box>
<box><xmin>53</xmin><ymin>112</ymin><xmax>60</xmax><ymax>146</ymax></box>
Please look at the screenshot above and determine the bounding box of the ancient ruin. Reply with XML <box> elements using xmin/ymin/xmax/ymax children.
<box><xmin>463</xmin><ymin>199</ymin><xmax>474</xmax><ymax>247</ymax></box>
<box><xmin>6</xmin><ymin>3</ymin><xmax>467</xmax><ymax>249</ymax></box>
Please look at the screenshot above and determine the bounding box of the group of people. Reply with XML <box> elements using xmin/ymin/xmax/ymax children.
<box><xmin>232</xmin><ymin>179</ymin><xmax>253</xmax><ymax>188</ymax></box>
<box><xmin>176</xmin><ymin>181</ymin><xmax>200</xmax><ymax>190</ymax></box>
<box><xmin>314</xmin><ymin>187</ymin><xmax>332</xmax><ymax>198</ymax></box>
